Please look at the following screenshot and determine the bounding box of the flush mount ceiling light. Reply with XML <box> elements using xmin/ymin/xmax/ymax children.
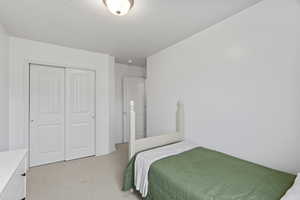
<box><xmin>103</xmin><ymin>0</ymin><xmax>134</xmax><ymax>16</ymax></box>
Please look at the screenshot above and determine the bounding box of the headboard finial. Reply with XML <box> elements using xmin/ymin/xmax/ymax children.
<box><xmin>177</xmin><ymin>100</ymin><xmax>183</xmax><ymax>107</ymax></box>
<box><xmin>130</xmin><ymin>100</ymin><xmax>135</xmax><ymax>111</ymax></box>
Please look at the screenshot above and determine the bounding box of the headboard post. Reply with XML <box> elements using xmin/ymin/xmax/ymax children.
<box><xmin>176</xmin><ymin>101</ymin><xmax>185</xmax><ymax>138</ymax></box>
<box><xmin>129</xmin><ymin>101</ymin><xmax>136</xmax><ymax>159</ymax></box>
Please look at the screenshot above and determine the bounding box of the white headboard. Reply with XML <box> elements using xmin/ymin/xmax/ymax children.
<box><xmin>129</xmin><ymin>101</ymin><xmax>185</xmax><ymax>159</ymax></box>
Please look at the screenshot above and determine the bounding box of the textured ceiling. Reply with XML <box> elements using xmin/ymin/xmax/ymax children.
<box><xmin>0</xmin><ymin>0</ymin><xmax>262</xmax><ymax>66</ymax></box>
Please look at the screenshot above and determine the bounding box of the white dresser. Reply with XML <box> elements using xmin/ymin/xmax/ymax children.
<box><xmin>0</xmin><ymin>150</ymin><xmax>27</xmax><ymax>200</ymax></box>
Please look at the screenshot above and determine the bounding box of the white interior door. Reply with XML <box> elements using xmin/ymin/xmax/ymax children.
<box><xmin>30</xmin><ymin>64</ymin><xmax>65</xmax><ymax>167</ymax></box>
<box><xmin>65</xmin><ymin>69</ymin><xmax>96</xmax><ymax>160</ymax></box>
<box><xmin>123</xmin><ymin>77</ymin><xmax>146</xmax><ymax>142</ymax></box>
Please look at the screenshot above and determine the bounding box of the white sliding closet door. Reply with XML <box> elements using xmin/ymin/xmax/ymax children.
<box><xmin>65</xmin><ymin>69</ymin><xmax>96</xmax><ymax>160</ymax></box>
<box><xmin>30</xmin><ymin>65</ymin><xmax>65</xmax><ymax>167</ymax></box>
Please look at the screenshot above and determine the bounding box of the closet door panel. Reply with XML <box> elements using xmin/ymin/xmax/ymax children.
<box><xmin>30</xmin><ymin>65</ymin><xmax>65</xmax><ymax>167</ymax></box>
<box><xmin>65</xmin><ymin>69</ymin><xmax>96</xmax><ymax>160</ymax></box>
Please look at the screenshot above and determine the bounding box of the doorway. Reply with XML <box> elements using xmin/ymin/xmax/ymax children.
<box><xmin>123</xmin><ymin>77</ymin><xmax>146</xmax><ymax>143</ymax></box>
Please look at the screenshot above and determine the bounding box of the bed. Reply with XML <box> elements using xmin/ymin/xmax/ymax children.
<box><xmin>123</xmin><ymin>101</ymin><xmax>296</xmax><ymax>200</ymax></box>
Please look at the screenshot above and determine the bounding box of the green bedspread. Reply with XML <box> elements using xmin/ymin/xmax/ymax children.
<box><xmin>123</xmin><ymin>147</ymin><xmax>296</xmax><ymax>200</ymax></box>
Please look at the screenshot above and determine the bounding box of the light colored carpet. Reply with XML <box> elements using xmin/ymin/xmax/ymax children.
<box><xmin>27</xmin><ymin>144</ymin><xmax>140</xmax><ymax>200</ymax></box>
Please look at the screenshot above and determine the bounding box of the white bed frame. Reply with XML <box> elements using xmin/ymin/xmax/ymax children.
<box><xmin>129</xmin><ymin>101</ymin><xmax>185</xmax><ymax>159</ymax></box>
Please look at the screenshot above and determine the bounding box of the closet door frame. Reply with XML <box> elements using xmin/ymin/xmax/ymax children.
<box><xmin>27</xmin><ymin>61</ymin><xmax>96</xmax><ymax>166</ymax></box>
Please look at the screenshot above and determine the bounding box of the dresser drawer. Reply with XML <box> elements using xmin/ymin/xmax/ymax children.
<box><xmin>1</xmin><ymin>157</ymin><xmax>26</xmax><ymax>200</ymax></box>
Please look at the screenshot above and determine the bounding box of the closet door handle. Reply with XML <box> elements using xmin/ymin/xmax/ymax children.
<box><xmin>21</xmin><ymin>173</ymin><xmax>26</xmax><ymax>177</ymax></box>
<box><xmin>21</xmin><ymin>198</ymin><xmax>26</xmax><ymax>200</ymax></box>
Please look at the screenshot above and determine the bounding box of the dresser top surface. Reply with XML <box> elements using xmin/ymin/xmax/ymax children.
<box><xmin>0</xmin><ymin>149</ymin><xmax>27</xmax><ymax>194</ymax></box>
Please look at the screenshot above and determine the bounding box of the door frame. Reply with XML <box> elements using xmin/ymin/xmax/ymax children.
<box><xmin>27</xmin><ymin>60</ymin><xmax>96</xmax><ymax>166</ymax></box>
<box><xmin>122</xmin><ymin>76</ymin><xmax>147</xmax><ymax>143</ymax></box>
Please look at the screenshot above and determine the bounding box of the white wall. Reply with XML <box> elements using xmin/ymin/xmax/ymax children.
<box><xmin>147</xmin><ymin>0</ymin><xmax>300</xmax><ymax>173</ymax></box>
<box><xmin>0</xmin><ymin>24</ymin><xmax>9</xmax><ymax>151</ymax></box>
<box><xmin>113</xmin><ymin>63</ymin><xmax>145</xmax><ymax>144</ymax></box>
<box><xmin>9</xmin><ymin>37</ymin><xmax>114</xmax><ymax>155</ymax></box>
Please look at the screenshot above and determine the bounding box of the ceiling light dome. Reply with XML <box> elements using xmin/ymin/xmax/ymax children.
<box><xmin>103</xmin><ymin>0</ymin><xmax>134</xmax><ymax>16</ymax></box>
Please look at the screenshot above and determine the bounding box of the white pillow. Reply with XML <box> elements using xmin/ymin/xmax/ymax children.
<box><xmin>281</xmin><ymin>173</ymin><xmax>300</xmax><ymax>200</ymax></box>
